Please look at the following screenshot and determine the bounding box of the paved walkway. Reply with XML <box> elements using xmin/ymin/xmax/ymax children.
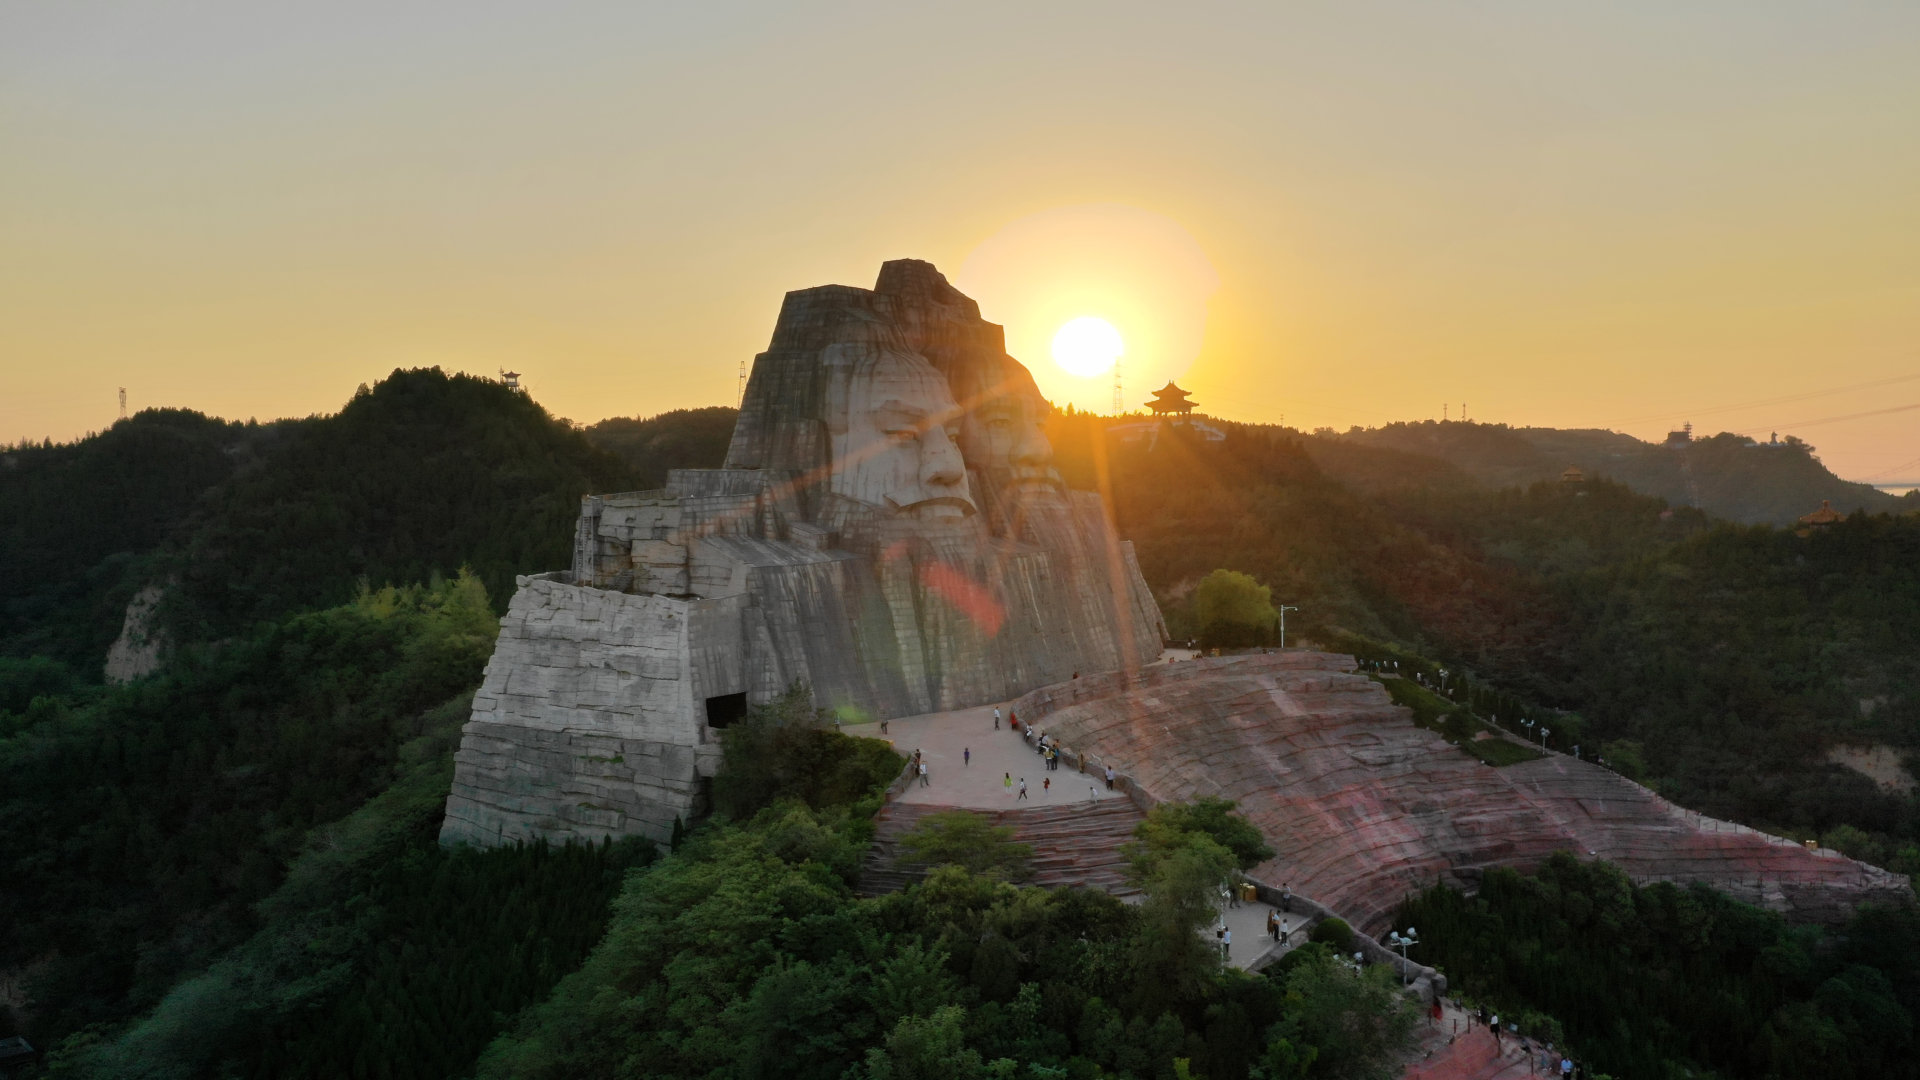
<box><xmin>1209</xmin><ymin>893</ymin><xmax>1307</xmax><ymax>971</ymax></box>
<box><xmin>845</xmin><ymin>701</ymin><xmax>1127</xmax><ymax>809</ymax></box>
<box><xmin>849</xmin><ymin>691</ymin><xmax>1303</xmax><ymax>973</ymax></box>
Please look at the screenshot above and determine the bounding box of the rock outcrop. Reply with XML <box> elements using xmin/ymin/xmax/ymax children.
<box><xmin>441</xmin><ymin>261</ymin><xmax>1165</xmax><ymax>848</ymax></box>
<box><xmin>104</xmin><ymin>584</ymin><xmax>168</xmax><ymax>683</ymax></box>
<box><xmin>1012</xmin><ymin>652</ymin><xmax>1910</xmax><ymax>932</ymax></box>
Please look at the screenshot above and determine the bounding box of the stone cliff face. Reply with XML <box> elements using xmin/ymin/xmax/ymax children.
<box><xmin>439</xmin><ymin>575</ymin><xmax>726</xmax><ymax>847</ymax></box>
<box><xmin>441</xmin><ymin>261</ymin><xmax>1166</xmax><ymax>847</ymax></box>
<box><xmin>1014</xmin><ymin>652</ymin><xmax>1909</xmax><ymax>932</ymax></box>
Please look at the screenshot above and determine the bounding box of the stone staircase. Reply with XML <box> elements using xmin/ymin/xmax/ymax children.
<box><xmin>1403</xmin><ymin>1009</ymin><xmax>1543</xmax><ymax>1080</ymax></box>
<box><xmin>861</xmin><ymin>799</ymin><xmax>1146</xmax><ymax>896</ymax></box>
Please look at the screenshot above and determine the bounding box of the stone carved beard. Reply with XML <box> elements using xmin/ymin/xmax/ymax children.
<box><xmin>822</xmin><ymin>344</ymin><xmax>977</xmax><ymax>524</ymax></box>
<box><xmin>953</xmin><ymin>361</ymin><xmax>1068</xmax><ymax>537</ymax></box>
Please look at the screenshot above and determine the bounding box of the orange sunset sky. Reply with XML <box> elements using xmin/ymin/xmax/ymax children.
<box><xmin>3</xmin><ymin>2</ymin><xmax>1918</xmax><ymax>482</ymax></box>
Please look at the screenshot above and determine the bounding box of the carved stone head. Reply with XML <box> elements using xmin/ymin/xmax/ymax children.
<box><xmin>955</xmin><ymin>358</ymin><xmax>1064</xmax><ymax>505</ymax></box>
<box><xmin>823</xmin><ymin>343</ymin><xmax>976</xmax><ymax>522</ymax></box>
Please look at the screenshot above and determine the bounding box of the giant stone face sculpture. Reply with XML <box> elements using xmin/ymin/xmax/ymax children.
<box><xmin>823</xmin><ymin>344</ymin><xmax>975</xmax><ymax>523</ymax></box>
<box><xmin>439</xmin><ymin>260</ymin><xmax>1166</xmax><ymax>849</ymax></box>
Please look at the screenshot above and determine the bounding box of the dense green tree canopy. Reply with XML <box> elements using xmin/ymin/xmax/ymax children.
<box><xmin>1192</xmin><ymin>570</ymin><xmax>1281</xmax><ymax>648</ymax></box>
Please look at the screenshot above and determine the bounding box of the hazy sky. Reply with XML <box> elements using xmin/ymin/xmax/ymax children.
<box><xmin>4</xmin><ymin>2</ymin><xmax>1918</xmax><ymax>481</ymax></box>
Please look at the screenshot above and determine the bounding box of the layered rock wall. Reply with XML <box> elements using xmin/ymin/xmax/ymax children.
<box><xmin>1013</xmin><ymin>653</ymin><xmax>1909</xmax><ymax>932</ymax></box>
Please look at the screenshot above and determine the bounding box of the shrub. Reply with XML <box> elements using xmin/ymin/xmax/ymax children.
<box><xmin>897</xmin><ymin>811</ymin><xmax>1033</xmax><ymax>881</ymax></box>
<box><xmin>1309</xmin><ymin>917</ymin><xmax>1353</xmax><ymax>950</ymax></box>
<box><xmin>711</xmin><ymin>684</ymin><xmax>906</xmax><ymax>820</ymax></box>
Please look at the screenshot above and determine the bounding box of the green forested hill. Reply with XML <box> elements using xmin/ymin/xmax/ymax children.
<box><xmin>162</xmin><ymin>369</ymin><xmax>643</xmax><ymax>643</ymax></box>
<box><xmin>0</xmin><ymin>409</ymin><xmax>248</xmax><ymax>668</ymax></box>
<box><xmin>1331</xmin><ymin>419</ymin><xmax>1911</xmax><ymax>524</ymax></box>
<box><xmin>584</xmin><ymin>405</ymin><xmax>739</xmax><ymax>487</ymax></box>
<box><xmin>0</xmin><ymin>376</ymin><xmax>743</xmax><ymax>1070</ymax></box>
<box><xmin>0</xmin><ymin>369</ymin><xmax>651</xmax><ymax>676</ymax></box>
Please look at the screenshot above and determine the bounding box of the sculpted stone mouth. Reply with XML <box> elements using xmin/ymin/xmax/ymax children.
<box><xmin>1007</xmin><ymin>468</ymin><xmax>1066</xmax><ymax>495</ymax></box>
<box><xmin>895</xmin><ymin>496</ymin><xmax>976</xmax><ymax>521</ymax></box>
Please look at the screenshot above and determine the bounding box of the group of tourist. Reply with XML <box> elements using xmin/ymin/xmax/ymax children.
<box><xmin>1449</xmin><ymin>1003</ymin><xmax>1580</xmax><ymax>1078</ymax></box>
<box><xmin>1262</xmin><ymin>909</ymin><xmax>1290</xmax><ymax>944</ymax></box>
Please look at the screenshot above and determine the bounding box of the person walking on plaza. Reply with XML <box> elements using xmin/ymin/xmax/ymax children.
<box><xmin>1043</xmin><ymin>776</ymin><xmax>1050</xmax><ymax>794</ymax></box>
<box><xmin>993</xmin><ymin>706</ymin><xmax>1001</xmax><ymax>730</ymax></box>
<box><xmin>1266</xmin><ymin>910</ymin><xmax>1277</xmax><ymax>941</ymax></box>
<box><xmin>918</xmin><ymin>761</ymin><xmax>929</xmax><ymax>787</ymax></box>
<box><xmin>1222</xmin><ymin>927</ymin><xmax>1231</xmax><ymax>960</ymax></box>
<box><xmin>1279</xmin><ymin>883</ymin><xmax>1293</xmax><ymax>913</ymax></box>
<box><xmin>1004</xmin><ymin>772</ymin><xmax>1013</xmax><ymax>797</ymax></box>
<box><xmin>963</xmin><ymin>747</ymin><xmax>970</xmax><ymax>768</ymax></box>
<box><xmin>1018</xmin><ymin>778</ymin><xmax>1028</xmax><ymax>800</ymax></box>
<box><xmin>1104</xmin><ymin>765</ymin><xmax>1115</xmax><ymax>790</ymax></box>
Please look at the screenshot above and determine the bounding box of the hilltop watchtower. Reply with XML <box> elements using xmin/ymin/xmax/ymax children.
<box><xmin>1146</xmin><ymin>382</ymin><xmax>1197</xmax><ymax>417</ymax></box>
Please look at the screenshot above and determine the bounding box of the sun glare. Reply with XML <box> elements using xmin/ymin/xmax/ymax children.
<box><xmin>956</xmin><ymin>204</ymin><xmax>1219</xmax><ymax>415</ymax></box>
<box><xmin>1051</xmin><ymin>316</ymin><xmax>1124</xmax><ymax>378</ymax></box>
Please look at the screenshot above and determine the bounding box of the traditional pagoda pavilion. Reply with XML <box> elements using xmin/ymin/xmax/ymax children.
<box><xmin>1145</xmin><ymin>381</ymin><xmax>1197</xmax><ymax>417</ymax></box>
<box><xmin>1798</xmin><ymin>499</ymin><xmax>1843</xmax><ymax>529</ymax></box>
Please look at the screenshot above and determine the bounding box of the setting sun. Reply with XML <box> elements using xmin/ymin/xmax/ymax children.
<box><xmin>1050</xmin><ymin>316</ymin><xmax>1125</xmax><ymax>378</ymax></box>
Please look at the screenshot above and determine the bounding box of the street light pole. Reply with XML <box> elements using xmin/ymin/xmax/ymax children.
<box><xmin>1386</xmin><ymin>928</ymin><xmax>1419</xmax><ymax>985</ymax></box>
<box><xmin>1277</xmin><ymin>605</ymin><xmax>1300</xmax><ymax>649</ymax></box>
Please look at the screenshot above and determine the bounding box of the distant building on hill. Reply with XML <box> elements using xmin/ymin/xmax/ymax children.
<box><xmin>1560</xmin><ymin>464</ymin><xmax>1586</xmax><ymax>485</ymax></box>
<box><xmin>1797</xmin><ymin>499</ymin><xmax>1843</xmax><ymax>535</ymax></box>
<box><xmin>1663</xmin><ymin>422</ymin><xmax>1693</xmax><ymax>449</ymax></box>
<box><xmin>1145</xmin><ymin>382</ymin><xmax>1197</xmax><ymax>416</ymax></box>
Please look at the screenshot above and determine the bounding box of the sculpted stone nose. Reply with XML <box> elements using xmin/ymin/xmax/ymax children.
<box><xmin>920</xmin><ymin>425</ymin><xmax>966</xmax><ymax>491</ymax></box>
<box><xmin>1013</xmin><ymin>423</ymin><xmax>1053</xmax><ymax>468</ymax></box>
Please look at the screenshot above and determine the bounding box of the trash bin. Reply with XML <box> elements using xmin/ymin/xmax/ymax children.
<box><xmin>1239</xmin><ymin>882</ymin><xmax>1257</xmax><ymax>902</ymax></box>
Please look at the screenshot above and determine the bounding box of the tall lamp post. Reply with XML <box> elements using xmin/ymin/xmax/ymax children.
<box><xmin>1386</xmin><ymin>927</ymin><xmax>1419</xmax><ymax>985</ymax></box>
<box><xmin>1277</xmin><ymin>604</ymin><xmax>1299</xmax><ymax>649</ymax></box>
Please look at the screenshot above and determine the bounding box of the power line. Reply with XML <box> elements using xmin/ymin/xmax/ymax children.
<box><xmin>1604</xmin><ymin>368</ymin><xmax>1920</xmax><ymax>427</ymax></box>
<box><xmin>1736</xmin><ymin>401</ymin><xmax>1920</xmax><ymax>437</ymax></box>
<box><xmin>1858</xmin><ymin>450</ymin><xmax>1920</xmax><ymax>483</ymax></box>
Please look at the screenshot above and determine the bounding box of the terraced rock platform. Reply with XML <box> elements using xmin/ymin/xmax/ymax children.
<box><xmin>1009</xmin><ymin>652</ymin><xmax>1909</xmax><ymax>934</ymax></box>
<box><xmin>861</xmin><ymin>799</ymin><xmax>1145</xmax><ymax>896</ymax></box>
